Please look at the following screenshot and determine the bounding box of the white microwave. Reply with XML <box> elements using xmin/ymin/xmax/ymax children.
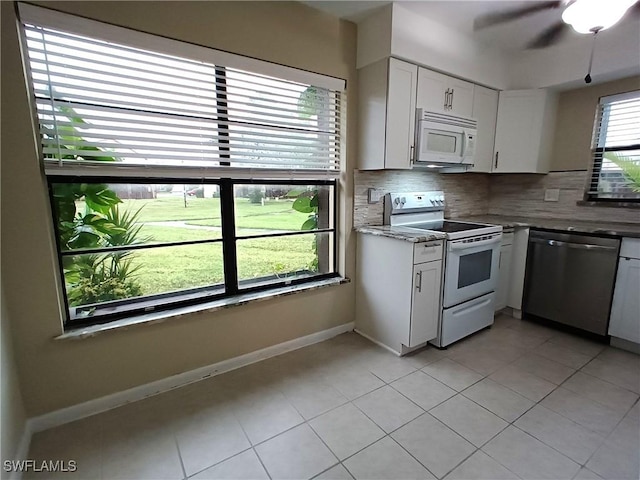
<box><xmin>414</xmin><ymin>109</ymin><xmax>477</xmax><ymax>167</ymax></box>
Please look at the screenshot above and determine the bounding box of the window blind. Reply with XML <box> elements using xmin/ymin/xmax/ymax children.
<box><xmin>22</xmin><ymin>22</ymin><xmax>342</xmax><ymax>178</ymax></box>
<box><xmin>588</xmin><ymin>91</ymin><xmax>640</xmax><ymax>199</ymax></box>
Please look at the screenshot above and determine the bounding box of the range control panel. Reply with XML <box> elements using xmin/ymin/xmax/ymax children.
<box><xmin>387</xmin><ymin>191</ymin><xmax>445</xmax><ymax>212</ymax></box>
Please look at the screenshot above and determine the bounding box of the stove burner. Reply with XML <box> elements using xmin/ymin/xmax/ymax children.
<box><xmin>404</xmin><ymin>221</ymin><xmax>488</xmax><ymax>233</ymax></box>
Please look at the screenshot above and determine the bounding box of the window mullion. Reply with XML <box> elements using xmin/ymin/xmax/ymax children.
<box><xmin>220</xmin><ymin>179</ymin><xmax>238</xmax><ymax>295</ymax></box>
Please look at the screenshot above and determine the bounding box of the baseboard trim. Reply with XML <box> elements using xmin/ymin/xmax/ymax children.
<box><xmin>354</xmin><ymin>328</ymin><xmax>400</xmax><ymax>356</ymax></box>
<box><xmin>8</xmin><ymin>424</ymin><xmax>33</xmax><ymax>480</ymax></box>
<box><xmin>28</xmin><ymin>322</ymin><xmax>354</xmax><ymax>433</ymax></box>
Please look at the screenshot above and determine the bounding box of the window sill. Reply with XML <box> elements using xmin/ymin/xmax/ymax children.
<box><xmin>577</xmin><ymin>200</ymin><xmax>640</xmax><ymax>209</ymax></box>
<box><xmin>56</xmin><ymin>277</ymin><xmax>349</xmax><ymax>341</ymax></box>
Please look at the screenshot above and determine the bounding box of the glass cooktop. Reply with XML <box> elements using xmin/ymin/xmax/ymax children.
<box><xmin>403</xmin><ymin>221</ymin><xmax>486</xmax><ymax>233</ymax></box>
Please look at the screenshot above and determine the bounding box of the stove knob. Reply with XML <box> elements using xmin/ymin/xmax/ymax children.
<box><xmin>400</xmin><ymin>197</ymin><xmax>406</xmax><ymax>205</ymax></box>
<box><xmin>430</xmin><ymin>199</ymin><xmax>436</xmax><ymax>205</ymax></box>
<box><xmin>393</xmin><ymin>197</ymin><xmax>400</xmax><ymax>205</ymax></box>
<box><xmin>438</xmin><ymin>196</ymin><xmax>445</xmax><ymax>204</ymax></box>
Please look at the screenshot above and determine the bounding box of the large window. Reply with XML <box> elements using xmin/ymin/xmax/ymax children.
<box><xmin>587</xmin><ymin>91</ymin><xmax>640</xmax><ymax>202</ymax></box>
<box><xmin>20</xmin><ymin>4</ymin><xmax>342</xmax><ymax>327</ymax></box>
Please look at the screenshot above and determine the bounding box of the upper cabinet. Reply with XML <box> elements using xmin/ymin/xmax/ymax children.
<box><xmin>469</xmin><ymin>85</ymin><xmax>499</xmax><ymax>173</ymax></box>
<box><xmin>358</xmin><ymin>57</ymin><xmax>418</xmax><ymax>170</ymax></box>
<box><xmin>493</xmin><ymin>89</ymin><xmax>558</xmax><ymax>173</ymax></box>
<box><xmin>416</xmin><ymin>68</ymin><xmax>474</xmax><ymax>118</ymax></box>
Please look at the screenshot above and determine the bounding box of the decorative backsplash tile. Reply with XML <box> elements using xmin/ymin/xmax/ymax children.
<box><xmin>353</xmin><ymin>169</ymin><xmax>639</xmax><ymax>228</ymax></box>
<box><xmin>353</xmin><ymin>170</ymin><xmax>490</xmax><ymax>227</ymax></box>
<box><xmin>489</xmin><ymin>171</ymin><xmax>640</xmax><ymax>224</ymax></box>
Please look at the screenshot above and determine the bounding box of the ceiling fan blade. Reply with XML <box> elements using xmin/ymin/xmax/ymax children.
<box><xmin>474</xmin><ymin>1</ymin><xmax>562</xmax><ymax>30</ymax></box>
<box><xmin>526</xmin><ymin>21</ymin><xmax>570</xmax><ymax>49</ymax></box>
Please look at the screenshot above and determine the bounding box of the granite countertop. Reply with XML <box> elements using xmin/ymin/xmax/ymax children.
<box><xmin>457</xmin><ymin>215</ymin><xmax>640</xmax><ymax>238</ymax></box>
<box><xmin>355</xmin><ymin>225</ymin><xmax>447</xmax><ymax>243</ymax></box>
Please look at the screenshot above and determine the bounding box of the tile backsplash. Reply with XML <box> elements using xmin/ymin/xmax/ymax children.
<box><xmin>353</xmin><ymin>170</ymin><xmax>639</xmax><ymax>228</ymax></box>
<box><xmin>353</xmin><ymin>170</ymin><xmax>490</xmax><ymax>227</ymax></box>
<box><xmin>489</xmin><ymin>171</ymin><xmax>640</xmax><ymax>224</ymax></box>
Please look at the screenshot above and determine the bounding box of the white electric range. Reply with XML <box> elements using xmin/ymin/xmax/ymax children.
<box><xmin>384</xmin><ymin>191</ymin><xmax>503</xmax><ymax>347</ymax></box>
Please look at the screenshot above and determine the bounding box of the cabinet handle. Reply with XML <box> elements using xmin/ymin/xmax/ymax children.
<box><xmin>410</xmin><ymin>144</ymin><xmax>415</xmax><ymax>162</ymax></box>
<box><xmin>494</xmin><ymin>151</ymin><xmax>499</xmax><ymax>169</ymax></box>
<box><xmin>449</xmin><ymin>88</ymin><xmax>454</xmax><ymax>110</ymax></box>
<box><xmin>416</xmin><ymin>271</ymin><xmax>422</xmax><ymax>292</ymax></box>
<box><xmin>444</xmin><ymin>89</ymin><xmax>449</xmax><ymax>110</ymax></box>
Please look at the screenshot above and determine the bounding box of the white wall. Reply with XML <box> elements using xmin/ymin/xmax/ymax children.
<box><xmin>1</xmin><ymin>285</ymin><xmax>28</xmax><ymax>477</ymax></box>
<box><xmin>356</xmin><ymin>3</ymin><xmax>639</xmax><ymax>91</ymax></box>
<box><xmin>390</xmin><ymin>3</ymin><xmax>510</xmax><ymax>89</ymax></box>
<box><xmin>509</xmin><ymin>19</ymin><xmax>640</xmax><ymax>89</ymax></box>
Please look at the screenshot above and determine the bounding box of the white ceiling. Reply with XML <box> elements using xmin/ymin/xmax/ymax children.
<box><xmin>303</xmin><ymin>1</ymin><xmax>639</xmax><ymax>53</ymax></box>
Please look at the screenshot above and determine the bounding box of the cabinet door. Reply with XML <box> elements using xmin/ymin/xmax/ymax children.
<box><xmin>609</xmin><ymin>257</ymin><xmax>640</xmax><ymax>343</ymax></box>
<box><xmin>448</xmin><ymin>77</ymin><xmax>474</xmax><ymax>118</ymax></box>
<box><xmin>416</xmin><ymin>67</ymin><xmax>449</xmax><ymax>113</ymax></box>
<box><xmin>495</xmin><ymin>243</ymin><xmax>512</xmax><ymax>311</ymax></box>
<box><xmin>385</xmin><ymin>58</ymin><xmax>418</xmax><ymax>169</ymax></box>
<box><xmin>507</xmin><ymin>228</ymin><xmax>529</xmax><ymax>311</ymax></box>
<box><xmin>470</xmin><ymin>85</ymin><xmax>498</xmax><ymax>173</ymax></box>
<box><xmin>493</xmin><ymin>90</ymin><xmax>545</xmax><ymax>173</ymax></box>
<box><xmin>409</xmin><ymin>261</ymin><xmax>442</xmax><ymax>347</ymax></box>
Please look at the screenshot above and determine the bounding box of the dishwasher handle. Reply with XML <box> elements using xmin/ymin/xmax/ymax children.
<box><xmin>530</xmin><ymin>237</ymin><xmax>618</xmax><ymax>252</ymax></box>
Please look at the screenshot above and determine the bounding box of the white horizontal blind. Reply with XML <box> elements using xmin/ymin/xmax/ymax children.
<box><xmin>589</xmin><ymin>91</ymin><xmax>640</xmax><ymax>199</ymax></box>
<box><xmin>22</xmin><ymin>23</ymin><xmax>342</xmax><ymax>178</ymax></box>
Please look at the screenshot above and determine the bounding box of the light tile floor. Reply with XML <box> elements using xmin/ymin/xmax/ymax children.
<box><xmin>26</xmin><ymin>314</ymin><xmax>640</xmax><ymax>480</ymax></box>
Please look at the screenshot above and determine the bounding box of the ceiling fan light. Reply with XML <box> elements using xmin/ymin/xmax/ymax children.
<box><xmin>561</xmin><ymin>0</ymin><xmax>636</xmax><ymax>34</ymax></box>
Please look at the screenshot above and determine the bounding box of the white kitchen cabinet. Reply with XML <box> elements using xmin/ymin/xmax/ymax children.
<box><xmin>417</xmin><ymin>67</ymin><xmax>474</xmax><ymax>118</ymax></box>
<box><xmin>609</xmin><ymin>238</ymin><xmax>640</xmax><ymax>345</ymax></box>
<box><xmin>356</xmin><ymin>233</ymin><xmax>443</xmax><ymax>355</ymax></box>
<box><xmin>358</xmin><ymin>57</ymin><xmax>418</xmax><ymax>170</ymax></box>
<box><xmin>493</xmin><ymin>89</ymin><xmax>557</xmax><ymax>173</ymax></box>
<box><xmin>469</xmin><ymin>85</ymin><xmax>499</xmax><ymax>173</ymax></box>
<box><xmin>495</xmin><ymin>230</ymin><xmax>514</xmax><ymax>311</ymax></box>
<box><xmin>411</xmin><ymin>260</ymin><xmax>442</xmax><ymax>345</ymax></box>
<box><xmin>507</xmin><ymin>227</ymin><xmax>529</xmax><ymax>317</ymax></box>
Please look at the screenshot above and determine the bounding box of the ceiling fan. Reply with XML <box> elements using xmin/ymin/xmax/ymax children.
<box><xmin>474</xmin><ymin>0</ymin><xmax>639</xmax><ymax>82</ymax></box>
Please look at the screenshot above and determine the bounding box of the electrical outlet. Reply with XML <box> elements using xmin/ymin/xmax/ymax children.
<box><xmin>544</xmin><ymin>188</ymin><xmax>560</xmax><ymax>202</ymax></box>
<box><xmin>367</xmin><ymin>188</ymin><xmax>385</xmax><ymax>204</ymax></box>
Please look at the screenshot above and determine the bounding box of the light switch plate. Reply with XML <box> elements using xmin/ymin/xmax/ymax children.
<box><xmin>544</xmin><ymin>188</ymin><xmax>560</xmax><ymax>202</ymax></box>
<box><xmin>368</xmin><ymin>188</ymin><xmax>385</xmax><ymax>204</ymax></box>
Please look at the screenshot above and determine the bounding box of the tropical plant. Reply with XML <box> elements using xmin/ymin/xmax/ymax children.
<box><xmin>290</xmin><ymin>189</ymin><xmax>319</xmax><ymax>271</ymax></box>
<box><xmin>605</xmin><ymin>152</ymin><xmax>640</xmax><ymax>193</ymax></box>
<box><xmin>47</xmin><ymin>104</ymin><xmax>148</xmax><ymax>308</ymax></box>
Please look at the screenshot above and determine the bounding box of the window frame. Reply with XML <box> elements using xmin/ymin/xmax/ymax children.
<box><xmin>19</xmin><ymin>3</ymin><xmax>345</xmax><ymax>329</ymax></box>
<box><xmin>48</xmin><ymin>176</ymin><xmax>339</xmax><ymax>328</ymax></box>
<box><xmin>586</xmin><ymin>90</ymin><xmax>640</xmax><ymax>203</ymax></box>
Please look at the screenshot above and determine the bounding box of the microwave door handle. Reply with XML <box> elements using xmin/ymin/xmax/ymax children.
<box><xmin>449</xmin><ymin>237</ymin><xmax>501</xmax><ymax>251</ymax></box>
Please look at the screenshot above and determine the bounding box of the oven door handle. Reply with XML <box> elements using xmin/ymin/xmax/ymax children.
<box><xmin>449</xmin><ymin>237</ymin><xmax>501</xmax><ymax>251</ymax></box>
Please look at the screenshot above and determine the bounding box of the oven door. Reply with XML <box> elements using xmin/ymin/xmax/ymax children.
<box><xmin>443</xmin><ymin>234</ymin><xmax>501</xmax><ymax>308</ymax></box>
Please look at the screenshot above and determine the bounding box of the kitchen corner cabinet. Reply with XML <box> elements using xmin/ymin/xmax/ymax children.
<box><xmin>358</xmin><ymin>57</ymin><xmax>417</xmax><ymax>170</ymax></box>
<box><xmin>495</xmin><ymin>229</ymin><xmax>514</xmax><ymax>311</ymax></box>
<box><xmin>469</xmin><ymin>85</ymin><xmax>499</xmax><ymax>173</ymax></box>
<box><xmin>493</xmin><ymin>89</ymin><xmax>557</xmax><ymax>173</ymax></box>
<box><xmin>417</xmin><ymin>67</ymin><xmax>474</xmax><ymax>118</ymax></box>
<box><xmin>356</xmin><ymin>233</ymin><xmax>443</xmax><ymax>355</ymax></box>
<box><xmin>507</xmin><ymin>227</ymin><xmax>529</xmax><ymax>317</ymax></box>
<box><xmin>609</xmin><ymin>238</ymin><xmax>640</xmax><ymax>344</ymax></box>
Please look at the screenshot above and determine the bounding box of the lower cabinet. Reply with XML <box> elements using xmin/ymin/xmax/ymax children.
<box><xmin>609</xmin><ymin>238</ymin><xmax>640</xmax><ymax>344</ymax></box>
<box><xmin>507</xmin><ymin>227</ymin><xmax>529</xmax><ymax>315</ymax></box>
<box><xmin>495</xmin><ymin>230</ymin><xmax>513</xmax><ymax>311</ymax></box>
<box><xmin>356</xmin><ymin>233</ymin><xmax>443</xmax><ymax>355</ymax></box>
<box><xmin>411</xmin><ymin>260</ymin><xmax>442</xmax><ymax>346</ymax></box>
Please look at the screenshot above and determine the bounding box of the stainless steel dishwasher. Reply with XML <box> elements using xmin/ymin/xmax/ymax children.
<box><xmin>523</xmin><ymin>230</ymin><xmax>620</xmax><ymax>336</ymax></box>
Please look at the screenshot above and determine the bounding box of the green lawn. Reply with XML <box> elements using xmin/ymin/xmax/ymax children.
<box><xmin>70</xmin><ymin>194</ymin><xmax>319</xmax><ymax>300</ymax></box>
